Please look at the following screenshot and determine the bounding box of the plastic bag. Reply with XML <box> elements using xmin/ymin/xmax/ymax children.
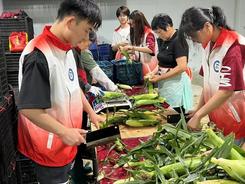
<box><xmin>9</xmin><ymin>32</ymin><xmax>28</xmax><ymax>52</ymax></box>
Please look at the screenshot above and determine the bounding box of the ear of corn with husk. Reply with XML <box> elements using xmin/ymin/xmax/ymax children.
<box><xmin>134</xmin><ymin>97</ymin><xmax>165</xmax><ymax>107</ymax></box>
<box><xmin>130</xmin><ymin>93</ymin><xmax>158</xmax><ymax>101</ymax></box>
<box><xmin>117</xmin><ymin>83</ymin><xmax>132</xmax><ymax>90</ymax></box>
<box><xmin>211</xmin><ymin>158</ymin><xmax>245</xmax><ymax>183</ymax></box>
<box><xmin>125</xmin><ymin>119</ymin><xmax>159</xmax><ymax>127</ymax></box>
<box><xmin>197</xmin><ymin>179</ymin><xmax>239</xmax><ymax>184</ymax></box>
<box><xmin>102</xmin><ymin>91</ymin><xmax>126</xmax><ymax>101</ymax></box>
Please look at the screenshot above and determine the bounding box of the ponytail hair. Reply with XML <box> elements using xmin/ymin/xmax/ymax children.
<box><xmin>211</xmin><ymin>6</ymin><xmax>231</xmax><ymax>30</ymax></box>
<box><xmin>178</xmin><ymin>6</ymin><xmax>231</xmax><ymax>48</ymax></box>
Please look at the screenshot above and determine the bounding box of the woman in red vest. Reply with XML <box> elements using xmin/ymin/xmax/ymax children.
<box><xmin>120</xmin><ymin>10</ymin><xmax>158</xmax><ymax>76</ymax></box>
<box><xmin>179</xmin><ymin>6</ymin><xmax>245</xmax><ymax>149</ymax></box>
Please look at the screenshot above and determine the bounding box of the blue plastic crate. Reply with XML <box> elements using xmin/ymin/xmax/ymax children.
<box><xmin>97</xmin><ymin>44</ymin><xmax>112</xmax><ymax>61</ymax></box>
<box><xmin>89</xmin><ymin>44</ymin><xmax>112</xmax><ymax>61</ymax></box>
<box><xmin>96</xmin><ymin>60</ymin><xmax>114</xmax><ymax>81</ymax></box>
<box><xmin>111</xmin><ymin>60</ymin><xmax>143</xmax><ymax>86</ymax></box>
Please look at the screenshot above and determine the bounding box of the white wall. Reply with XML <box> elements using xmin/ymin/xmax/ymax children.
<box><xmin>0</xmin><ymin>0</ymin><xmax>3</xmax><ymax>14</ymax></box>
<box><xmin>125</xmin><ymin>0</ymin><xmax>237</xmax><ymax>73</ymax></box>
<box><xmin>235</xmin><ymin>0</ymin><xmax>245</xmax><ymax>36</ymax></box>
<box><xmin>100</xmin><ymin>0</ymin><xmax>237</xmax><ymax>43</ymax></box>
<box><xmin>1</xmin><ymin>0</ymin><xmax>244</xmax><ymax>73</ymax></box>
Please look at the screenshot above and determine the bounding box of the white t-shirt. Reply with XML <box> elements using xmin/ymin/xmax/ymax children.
<box><xmin>112</xmin><ymin>26</ymin><xmax>130</xmax><ymax>46</ymax></box>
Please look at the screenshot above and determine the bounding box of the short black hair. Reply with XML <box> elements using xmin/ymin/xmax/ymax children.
<box><xmin>116</xmin><ymin>6</ymin><xmax>130</xmax><ymax>17</ymax></box>
<box><xmin>151</xmin><ymin>14</ymin><xmax>173</xmax><ymax>31</ymax></box>
<box><xmin>57</xmin><ymin>0</ymin><xmax>102</xmax><ymax>30</ymax></box>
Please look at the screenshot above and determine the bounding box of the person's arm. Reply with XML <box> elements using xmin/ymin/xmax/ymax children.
<box><xmin>196</xmin><ymin>90</ymin><xmax>233</xmax><ymax>117</ymax></box>
<box><xmin>90</xmin><ymin>66</ymin><xmax>118</xmax><ymax>91</ymax></box>
<box><xmin>82</xmin><ymin>50</ymin><xmax>118</xmax><ymax>91</ymax></box>
<box><xmin>150</xmin><ymin>56</ymin><xmax>187</xmax><ymax>82</ymax></box>
<box><xmin>121</xmin><ymin>44</ymin><xmax>153</xmax><ymax>54</ymax></box>
<box><xmin>122</xmin><ymin>32</ymin><xmax>155</xmax><ymax>54</ymax></box>
<box><xmin>19</xmin><ymin>109</ymin><xmax>87</xmax><ymax>145</ymax></box>
<box><xmin>81</xmin><ymin>90</ymin><xmax>105</xmax><ymax>128</ymax></box>
<box><xmin>112</xmin><ymin>42</ymin><xmax>129</xmax><ymax>51</ymax></box>
<box><xmin>195</xmin><ymin>90</ymin><xmax>205</xmax><ymax>111</ymax></box>
<box><xmin>187</xmin><ymin>90</ymin><xmax>233</xmax><ymax>130</ymax></box>
<box><xmin>150</xmin><ymin>36</ymin><xmax>188</xmax><ymax>82</ymax></box>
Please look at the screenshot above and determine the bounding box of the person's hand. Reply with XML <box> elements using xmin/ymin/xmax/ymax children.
<box><xmin>144</xmin><ymin>72</ymin><xmax>154</xmax><ymax>80</ymax></box>
<box><xmin>187</xmin><ymin>114</ymin><xmax>202</xmax><ymax>131</ymax></box>
<box><xmin>242</xmin><ymin>143</ymin><xmax>245</xmax><ymax>151</ymax></box>
<box><xmin>89</xmin><ymin>113</ymin><xmax>106</xmax><ymax>129</ymax></box>
<box><xmin>121</xmin><ymin>45</ymin><xmax>132</xmax><ymax>51</ymax></box>
<box><xmin>59</xmin><ymin>128</ymin><xmax>87</xmax><ymax>146</ymax></box>
<box><xmin>149</xmin><ymin>75</ymin><xmax>161</xmax><ymax>83</ymax></box>
<box><xmin>186</xmin><ymin>110</ymin><xmax>197</xmax><ymax>119</ymax></box>
<box><xmin>119</xmin><ymin>41</ymin><xmax>129</xmax><ymax>47</ymax></box>
<box><xmin>88</xmin><ymin>86</ymin><xmax>104</xmax><ymax>97</ymax></box>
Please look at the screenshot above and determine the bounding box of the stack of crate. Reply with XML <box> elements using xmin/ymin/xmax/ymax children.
<box><xmin>0</xmin><ymin>92</ymin><xmax>18</xmax><ymax>184</ymax></box>
<box><xmin>0</xmin><ymin>41</ymin><xmax>8</xmax><ymax>102</ymax></box>
<box><xmin>0</xmin><ymin>13</ymin><xmax>34</xmax><ymax>88</ymax></box>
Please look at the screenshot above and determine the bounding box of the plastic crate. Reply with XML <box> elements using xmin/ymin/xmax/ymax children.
<box><xmin>7</xmin><ymin>71</ymin><xmax>18</xmax><ymax>87</ymax></box>
<box><xmin>0</xmin><ymin>16</ymin><xmax>34</xmax><ymax>52</ymax></box>
<box><xmin>5</xmin><ymin>52</ymin><xmax>21</xmax><ymax>72</ymax></box>
<box><xmin>0</xmin><ymin>94</ymin><xmax>17</xmax><ymax>184</ymax></box>
<box><xmin>89</xmin><ymin>44</ymin><xmax>112</xmax><ymax>61</ymax></box>
<box><xmin>16</xmin><ymin>154</ymin><xmax>38</xmax><ymax>184</ymax></box>
<box><xmin>0</xmin><ymin>56</ymin><xmax>7</xmax><ymax>69</ymax></box>
<box><xmin>0</xmin><ymin>164</ymin><xmax>17</xmax><ymax>184</ymax></box>
<box><xmin>0</xmin><ymin>127</ymin><xmax>16</xmax><ymax>178</ymax></box>
<box><xmin>0</xmin><ymin>34</ymin><xmax>10</xmax><ymax>52</ymax></box>
<box><xmin>0</xmin><ymin>41</ymin><xmax>8</xmax><ymax>100</ymax></box>
<box><xmin>0</xmin><ymin>68</ymin><xmax>9</xmax><ymax>100</ymax></box>
<box><xmin>0</xmin><ymin>17</ymin><xmax>34</xmax><ymax>36</ymax></box>
<box><xmin>96</xmin><ymin>60</ymin><xmax>114</xmax><ymax>81</ymax></box>
<box><xmin>97</xmin><ymin>44</ymin><xmax>112</xmax><ymax>61</ymax></box>
<box><xmin>112</xmin><ymin>59</ymin><xmax>143</xmax><ymax>85</ymax></box>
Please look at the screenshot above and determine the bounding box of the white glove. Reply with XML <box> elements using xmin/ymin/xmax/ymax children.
<box><xmin>90</xmin><ymin>66</ymin><xmax>118</xmax><ymax>91</ymax></box>
<box><xmin>88</xmin><ymin>86</ymin><xmax>104</xmax><ymax>97</ymax></box>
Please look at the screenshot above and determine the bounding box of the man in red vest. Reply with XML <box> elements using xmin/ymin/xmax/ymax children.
<box><xmin>17</xmin><ymin>0</ymin><xmax>104</xmax><ymax>183</ymax></box>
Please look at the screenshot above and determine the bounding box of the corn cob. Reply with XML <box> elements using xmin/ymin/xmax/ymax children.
<box><xmin>125</xmin><ymin>119</ymin><xmax>159</xmax><ymax>127</ymax></box>
<box><xmin>148</xmin><ymin>80</ymin><xmax>154</xmax><ymax>94</ymax></box>
<box><xmin>102</xmin><ymin>91</ymin><xmax>125</xmax><ymax>101</ymax></box>
<box><xmin>124</xmin><ymin>160</ymin><xmax>154</xmax><ymax>169</ymax></box>
<box><xmin>130</xmin><ymin>93</ymin><xmax>158</xmax><ymax>101</ymax></box>
<box><xmin>113</xmin><ymin>178</ymin><xmax>134</xmax><ymax>184</ymax></box>
<box><xmin>197</xmin><ymin>179</ymin><xmax>239</xmax><ymax>184</ymax></box>
<box><xmin>120</xmin><ymin>50</ymin><xmax>132</xmax><ymax>64</ymax></box>
<box><xmin>211</xmin><ymin>158</ymin><xmax>245</xmax><ymax>183</ymax></box>
<box><xmin>134</xmin><ymin>97</ymin><xmax>165</xmax><ymax>107</ymax></box>
<box><xmin>144</xmin><ymin>157</ymin><xmax>202</xmax><ymax>179</ymax></box>
<box><xmin>117</xmin><ymin>83</ymin><xmax>132</xmax><ymax>90</ymax></box>
<box><xmin>100</xmin><ymin>113</ymin><xmax>127</xmax><ymax>128</ymax></box>
<box><xmin>127</xmin><ymin>110</ymin><xmax>157</xmax><ymax>120</ymax></box>
<box><xmin>206</xmin><ymin>129</ymin><xmax>244</xmax><ymax>160</ymax></box>
<box><xmin>114</xmin><ymin>138</ymin><xmax>125</xmax><ymax>152</ymax></box>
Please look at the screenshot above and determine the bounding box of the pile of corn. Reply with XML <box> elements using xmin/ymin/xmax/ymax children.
<box><xmin>99</xmin><ymin>120</ymin><xmax>245</xmax><ymax>183</ymax></box>
<box><xmin>100</xmin><ymin>109</ymin><xmax>162</xmax><ymax>128</ymax></box>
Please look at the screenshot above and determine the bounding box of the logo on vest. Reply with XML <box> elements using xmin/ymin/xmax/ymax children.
<box><xmin>68</xmin><ymin>68</ymin><xmax>74</xmax><ymax>81</ymax></box>
<box><xmin>213</xmin><ymin>60</ymin><xmax>220</xmax><ymax>73</ymax></box>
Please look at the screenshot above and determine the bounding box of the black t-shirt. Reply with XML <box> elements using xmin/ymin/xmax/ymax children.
<box><xmin>157</xmin><ymin>31</ymin><xmax>188</xmax><ymax>68</ymax></box>
<box><xmin>18</xmin><ymin>48</ymin><xmax>51</xmax><ymax>110</ymax></box>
